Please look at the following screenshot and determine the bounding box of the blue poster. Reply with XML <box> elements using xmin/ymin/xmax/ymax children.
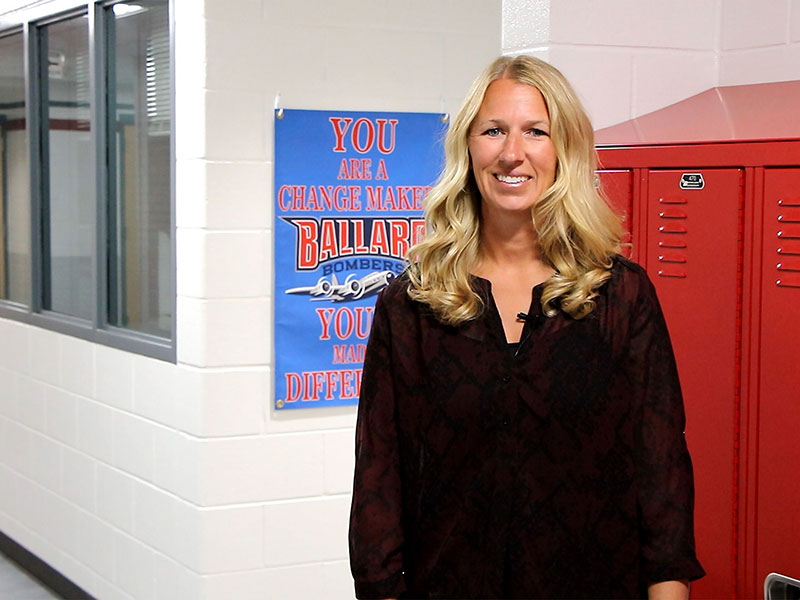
<box><xmin>273</xmin><ymin>109</ymin><xmax>446</xmax><ymax>409</ymax></box>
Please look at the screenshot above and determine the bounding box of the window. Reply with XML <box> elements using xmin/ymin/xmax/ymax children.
<box><xmin>38</xmin><ymin>14</ymin><xmax>93</xmax><ymax>319</ymax></box>
<box><xmin>0</xmin><ymin>31</ymin><xmax>30</xmax><ymax>306</ymax></box>
<box><xmin>105</xmin><ymin>1</ymin><xmax>171</xmax><ymax>338</ymax></box>
<box><xmin>0</xmin><ymin>0</ymin><xmax>174</xmax><ymax>360</ymax></box>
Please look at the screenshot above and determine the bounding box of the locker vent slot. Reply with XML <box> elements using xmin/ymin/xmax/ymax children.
<box><xmin>659</xmin><ymin>240</ymin><xmax>687</xmax><ymax>249</ymax></box>
<box><xmin>658</xmin><ymin>269</ymin><xmax>687</xmax><ymax>279</ymax></box>
<box><xmin>659</xmin><ymin>224</ymin><xmax>688</xmax><ymax>234</ymax></box>
<box><xmin>776</xmin><ymin>204</ymin><xmax>800</xmax><ymax>225</ymax></box>
<box><xmin>777</xmin><ymin>262</ymin><xmax>800</xmax><ymax>272</ymax></box>
<box><xmin>776</xmin><ymin>277</ymin><xmax>800</xmax><ymax>288</ymax></box>
<box><xmin>775</xmin><ymin>199</ymin><xmax>800</xmax><ymax>288</ymax></box>
<box><xmin>659</xmin><ymin>253</ymin><xmax>687</xmax><ymax>264</ymax></box>
<box><xmin>659</xmin><ymin>208</ymin><xmax>688</xmax><ymax>219</ymax></box>
<box><xmin>659</xmin><ymin>195</ymin><xmax>688</xmax><ymax>205</ymax></box>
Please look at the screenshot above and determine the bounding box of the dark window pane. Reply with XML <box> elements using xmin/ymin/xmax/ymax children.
<box><xmin>0</xmin><ymin>32</ymin><xmax>31</xmax><ymax>306</ymax></box>
<box><xmin>40</xmin><ymin>15</ymin><xmax>92</xmax><ymax>319</ymax></box>
<box><xmin>106</xmin><ymin>1</ymin><xmax>171</xmax><ymax>338</ymax></box>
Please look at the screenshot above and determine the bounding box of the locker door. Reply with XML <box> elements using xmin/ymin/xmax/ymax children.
<box><xmin>755</xmin><ymin>168</ymin><xmax>800</xmax><ymax>593</ymax></box>
<box><xmin>597</xmin><ymin>169</ymin><xmax>634</xmax><ymax>259</ymax></box>
<box><xmin>646</xmin><ymin>169</ymin><xmax>743</xmax><ymax>599</ymax></box>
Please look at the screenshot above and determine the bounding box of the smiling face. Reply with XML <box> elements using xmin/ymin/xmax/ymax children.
<box><xmin>467</xmin><ymin>78</ymin><xmax>558</xmax><ymax>223</ymax></box>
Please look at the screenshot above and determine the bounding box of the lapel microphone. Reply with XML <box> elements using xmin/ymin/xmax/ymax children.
<box><xmin>516</xmin><ymin>312</ymin><xmax>542</xmax><ymax>327</ymax></box>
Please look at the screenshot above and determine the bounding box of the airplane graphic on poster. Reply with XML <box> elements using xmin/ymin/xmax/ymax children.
<box><xmin>285</xmin><ymin>270</ymin><xmax>395</xmax><ymax>302</ymax></box>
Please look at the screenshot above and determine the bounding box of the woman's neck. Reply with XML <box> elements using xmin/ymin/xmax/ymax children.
<box><xmin>472</xmin><ymin>224</ymin><xmax>554</xmax><ymax>343</ymax></box>
<box><xmin>475</xmin><ymin>215</ymin><xmax>544</xmax><ymax>275</ymax></box>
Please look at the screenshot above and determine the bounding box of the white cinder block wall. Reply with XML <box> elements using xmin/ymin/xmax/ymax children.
<box><xmin>1</xmin><ymin>0</ymin><xmax>799</xmax><ymax>599</ymax></box>
<box><xmin>175</xmin><ymin>1</ymin><xmax>500</xmax><ymax>599</ymax></box>
<box><xmin>1</xmin><ymin>1</ymin><xmax>502</xmax><ymax>599</ymax></box>
<box><xmin>503</xmin><ymin>0</ymin><xmax>800</xmax><ymax>129</ymax></box>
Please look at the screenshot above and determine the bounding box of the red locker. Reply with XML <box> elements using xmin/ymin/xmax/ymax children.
<box><xmin>646</xmin><ymin>169</ymin><xmax>741</xmax><ymax>599</ymax></box>
<box><xmin>595</xmin><ymin>80</ymin><xmax>800</xmax><ymax>599</ymax></box>
<box><xmin>755</xmin><ymin>169</ymin><xmax>800</xmax><ymax>591</ymax></box>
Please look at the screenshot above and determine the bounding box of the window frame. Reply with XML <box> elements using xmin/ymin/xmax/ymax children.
<box><xmin>0</xmin><ymin>0</ymin><xmax>176</xmax><ymax>362</ymax></box>
<box><xmin>0</xmin><ymin>26</ymin><xmax>28</xmax><ymax>310</ymax></box>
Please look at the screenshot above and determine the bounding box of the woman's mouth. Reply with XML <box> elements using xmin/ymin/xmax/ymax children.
<box><xmin>494</xmin><ymin>174</ymin><xmax>530</xmax><ymax>184</ymax></box>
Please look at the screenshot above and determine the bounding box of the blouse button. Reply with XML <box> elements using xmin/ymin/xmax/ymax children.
<box><xmin>502</xmin><ymin>374</ymin><xmax>510</xmax><ymax>383</ymax></box>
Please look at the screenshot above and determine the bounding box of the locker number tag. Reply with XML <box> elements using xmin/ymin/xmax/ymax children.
<box><xmin>680</xmin><ymin>173</ymin><xmax>705</xmax><ymax>189</ymax></box>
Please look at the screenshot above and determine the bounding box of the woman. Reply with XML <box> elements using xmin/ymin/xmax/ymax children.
<box><xmin>349</xmin><ymin>55</ymin><xmax>704</xmax><ymax>599</ymax></box>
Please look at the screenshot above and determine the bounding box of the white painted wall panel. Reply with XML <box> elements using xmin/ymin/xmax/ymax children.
<box><xmin>519</xmin><ymin>0</ymin><xmax>798</xmax><ymax>128</ymax></box>
<box><xmin>76</xmin><ymin>398</ymin><xmax>114</xmax><ymax>461</ymax></box>
<box><xmin>176</xmin><ymin>161</ymin><xmax>272</xmax><ymax>231</ymax></box>
<box><xmin>152</xmin><ymin>427</ymin><xmax>197</xmax><ymax>500</ymax></box>
<box><xmin>76</xmin><ymin>512</ymin><xmax>114</xmax><ymax>582</ymax></box>
<box><xmin>503</xmin><ymin>0</ymin><xmax>550</xmax><ymax>51</ymax></box>
<box><xmin>719</xmin><ymin>44</ymin><xmax>800</xmax><ymax>85</ymax></box>
<box><xmin>548</xmin><ymin>45</ymin><xmax>633</xmax><ymax>129</ymax></box>
<box><xmin>96</xmin><ymin>464</ymin><xmax>135</xmax><ymax>534</ymax></box>
<box><xmin>263</xmin><ymin>496</ymin><xmax>351</xmax><ymax>567</ymax></box>
<box><xmin>263</xmin><ymin>561</ymin><xmax>355</xmax><ymax>600</ymax></box>
<box><xmin>154</xmin><ymin>555</ymin><xmax>203</xmax><ymax>600</ymax></box>
<box><xmin>111</xmin><ymin>412</ymin><xmax>156</xmax><ymax>482</ymax></box>
<box><xmin>549</xmin><ymin>0</ymin><xmax>718</xmax><ymax>50</ymax></box>
<box><xmin>201</xmin><ymin>570</ymin><xmax>270</xmax><ymax>600</ymax></box>
<box><xmin>95</xmin><ymin>346</ymin><xmax>135</xmax><ymax>411</ymax></box>
<box><xmin>175</xmin><ymin>366</ymin><xmax>266</xmax><ymax>437</ymax></box>
<box><xmin>174</xmin><ymin>87</ymin><xmax>207</xmax><ymax>160</ymax></box>
<box><xmin>60</xmin><ymin>446</ymin><xmax>96</xmax><ymax>512</ymax></box>
<box><xmin>44</xmin><ymin>387</ymin><xmax>79</xmax><ymax>446</ymax></box>
<box><xmin>28</xmin><ymin>328</ymin><xmax>60</xmax><ymax>387</ymax></box>
<box><xmin>793</xmin><ymin>0</ymin><xmax>800</xmax><ymax>41</ymax></box>
<box><xmin>132</xmin><ymin>355</ymin><xmax>180</xmax><ymax>428</ymax></box>
<box><xmin>59</xmin><ymin>336</ymin><xmax>95</xmax><ymax>399</ymax></box>
<box><xmin>205</xmin><ymin>90</ymin><xmax>269</xmax><ymax>161</ymax></box>
<box><xmin>113</xmin><ymin>530</ymin><xmax>157</xmax><ymax>600</ymax></box>
<box><xmin>721</xmin><ymin>0</ymin><xmax>789</xmax><ymax>49</ymax></box>
<box><xmin>178</xmin><ymin>505</ymin><xmax>265</xmax><ymax>573</ymax></box>
<box><xmin>323</xmin><ymin>429</ymin><xmax>357</xmax><ymax>494</ymax></box>
<box><xmin>0</xmin><ymin>321</ymin><xmax>29</xmax><ymax>374</ymax></box>
<box><xmin>28</xmin><ymin>432</ymin><xmax>61</xmax><ymax>493</ymax></box>
<box><xmin>205</xmin><ymin>19</ymin><xmax>271</xmax><ymax>93</ymax></box>
<box><xmin>177</xmin><ymin>230</ymin><xmax>270</xmax><ymax>299</ymax></box>
<box><xmin>16</xmin><ymin>376</ymin><xmax>46</xmax><ymax>431</ymax></box>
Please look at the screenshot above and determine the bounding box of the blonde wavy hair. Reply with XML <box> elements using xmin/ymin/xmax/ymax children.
<box><xmin>406</xmin><ymin>55</ymin><xmax>622</xmax><ymax>324</ymax></box>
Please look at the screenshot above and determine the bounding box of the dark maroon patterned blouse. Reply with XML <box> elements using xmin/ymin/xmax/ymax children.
<box><xmin>349</xmin><ymin>257</ymin><xmax>705</xmax><ymax>599</ymax></box>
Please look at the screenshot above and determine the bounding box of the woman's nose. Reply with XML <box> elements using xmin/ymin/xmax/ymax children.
<box><xmin>499</xmin><ymin>132</ymin><xmax>523</xmax><ymax>164</ymax></box>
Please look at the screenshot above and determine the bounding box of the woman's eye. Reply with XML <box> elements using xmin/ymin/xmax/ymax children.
<box><xmin>529</xmin><ymin>128</ymin><xmax>549</xmax><ymax>137</ymax></box>
<box><xmin>483</xmin><ymin>127</ymin><xmax>502</xmax><ymax>137</ymax></box>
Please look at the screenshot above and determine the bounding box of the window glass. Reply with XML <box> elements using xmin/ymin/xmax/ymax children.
<box><xmin>106</xmin><ymin>0</ymin><xmax>171</xmax><ymax>338</ymax></box>
<box><xmin>0</xmin><ymin>32</ymin><xmax>31</xmax><ymax>306</ymax></box>
<box><xmin>40</xmin><ymin>15</ymin><xmax>92</xmax><ymax>319</ymax></box>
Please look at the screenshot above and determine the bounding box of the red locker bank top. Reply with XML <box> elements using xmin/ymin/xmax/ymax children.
<box><xmin>596</xmin><ymin>80</ymin><xmax>800</xmax><ymax>146</ymax></box>
<box><xmin>593</xmin><ymin>81</ymin><xmax>800</xmax><ymax>600</ymax></box>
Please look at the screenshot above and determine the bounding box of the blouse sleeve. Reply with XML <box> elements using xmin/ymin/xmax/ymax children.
<box><xmin>349</xmin><ymin>291</ymin><xmax>407</xmax><ymax>599</ymax></box>
<box><xmin>626</xmin><ymin>270</ymin><xmax>706</xmax><ymax>585</ymax></box>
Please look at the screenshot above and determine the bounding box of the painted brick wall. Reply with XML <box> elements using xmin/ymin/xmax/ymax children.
<box><xmin>504</xmin><ymin>0</ymin><xmax>800</xmax><ymax>129</ymax></box>
<box><xmin>176</xmin><ymin>1</ymin><xmax>502</xmax><ymax>596</ymax></box>
<box><xmin>0</xmin><ymin>0</ymin><xmax>501</xmax><ymax>599</ymax></box>
<box><xmin>719</xmin><ymin>0</ymin><xmax>800</xmax><ymax>85</ymax></box>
